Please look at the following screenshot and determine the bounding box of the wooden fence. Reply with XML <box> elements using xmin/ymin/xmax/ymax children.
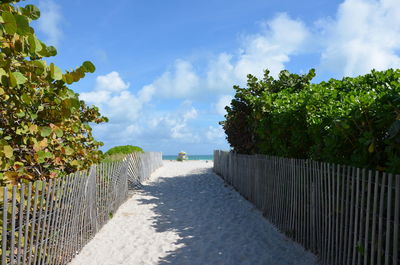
<box><xmin>213</xmin><ymin>150</ymin><xmax>400</xmax><ymax>265</ymax></box>
<box><xmin>0</xmin><ymin>151</ymin><xmax>162</xmax><ymax>265</ymax></box>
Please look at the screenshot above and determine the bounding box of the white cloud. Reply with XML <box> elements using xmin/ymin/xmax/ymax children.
<box><xmin>206</xmin><ymin>53</ymin><xmax>236</xmax><ymax>92</ymax></box>
<box><xmin>147</xmin><ymin>103</ymin><xmax>199</xmax><ymax>142</ymax></box>
<box><xmin>233</xmin><ymin>13</ymin><xmax>309</xmax><ymax>80</ymax></box>
<box><xmin>142</xmin><ymin>13</ymin><xmax>309</xmax><ymax>101</ymax></box>
<box><xmin>95</xmin><ymin>71</ymin><xmax>130</xmax><ymax>92</ymax></box>
<box><xmin>206</xmin><ymin>126</ymin><xmax>225</xmax><ymax>143</ymax></box>
<box><xmin>38</xmin><ymin>0</ymin><xmax>62</xmax><ymax>46</ymax></box>
<box><xmin>150</xmin><ymin>60</ymin><xmax>200</xmax><ymax>98</ymax></box>
<box><xmin>80</xmin><ymin>72</ymin><xmax>141</xmax><ymax>122</ymax></box>
<box><xmin>216</xmin><ymin>95</ymin><xmax>233</xmax><ymax>116</ymax></box>
<box><xmin>319</xmin><ymin>0</ymin><xmax>400</xmax><ymax>76</ymax></box>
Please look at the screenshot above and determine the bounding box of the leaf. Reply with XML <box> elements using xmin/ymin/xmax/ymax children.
<box><xmin>22</xmin><ymin>5</ymin><xmax>41</xmax><ymax>20</ymax></box>
<box><xmin>64</xmin><ymin>146</ymin><xmax>74</xmax><ymax>155</ymax></box>
<box><xmin>11</xmin><ymin>72</ymin><xmax>27</xmax><ymax>85</ymax></box>
<box><xmin>29</xmin><ymin>124</ymin><xmax>38</xmax><ymax>133</ymax></box>
<box><xmin>21</xmin><ymin>93</ymin><xmax>31</xmax><ymax>104</ymax></box>
<box><xmin>33</xmin><ymin>138</ymin><xmax>48</xmax><ymax>151</ymax></box>
<box><xmin>54</xmin><ymin>128</ymin><xmax>63</xmax><ymax>138</ymax></box>
<box><xmin>40</xmin><ymin>126</ymin><xmax>52</xmax><ymax>137</ymax></box>
<box><xmin>70</xmin><ymin>160</ymin><xmax>79</xmax><ymax>166</ymax></box>
<box><xmin>368</xmin><ymin>143</ymin><xmax>374</xmax><ymax>153</ymax></box>
<box><xmin>82</xmin><ymin>61</ymin><xmax>96</xmax><ymax>73</ymax></box>
<box><xmin>16</xmin><ymin>112</ymin><xmax>25</xmax><ymax>118</ymax></box>
<box><xmin>28</xmin><ymin>35</ymin><xmax>42</xmax><ymax>53</ymax></box>
<box><xmin>37</xmin><ymin>150</ymin><xmax>46</xmax><ymax>163</ymax></box>
<box><xmin>2</xmin><ymin>12</ymin><xmax>17</xmax><ymax>35</ymax></box>
<box><xmin>50</xmin><ymin>63</ymin><xmax>62</xmax><ymax>80</ymax></box>
<box><xmin>4</xmin><ymin>172</ymin><xmax>18</xmax><ymax>185</ymax></box>
<box><xmin>15</xmin><ymin>15</ymin><xmax>30</xmax><ymax>35</ymax></box>
<box><xmin>3</xmin><ymin>145</ymin><xmax>13</xmax><ymax>158</ymax></box>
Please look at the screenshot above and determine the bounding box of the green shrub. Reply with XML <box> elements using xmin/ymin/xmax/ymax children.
<box><xmin>221</xmin><ymin>69</ymin><xmax>400</xmax><ymax>173</ymax></box>
<box><xmin>102</xmin><ymin>145</ymin><xmax>144</xmax><ymax>162</ymax></box>
<box><xmin>104</xmin><ymin>145</ymin><xmax>144</xmax><ymax>156</ymax></box>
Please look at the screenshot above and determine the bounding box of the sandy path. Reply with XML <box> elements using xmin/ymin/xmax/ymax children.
<box><xmin>69</xmin><ymin>161</ymin><xmax>317</xmax><ymax>265</ymax></box>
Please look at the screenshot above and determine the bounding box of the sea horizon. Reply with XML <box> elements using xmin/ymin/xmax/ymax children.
<box><xmin>162</xmin><ymin>154</ymin><xmax>213</xmax><ymax>160</ymax></box>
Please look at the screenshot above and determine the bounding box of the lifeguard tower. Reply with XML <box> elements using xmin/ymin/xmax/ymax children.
<box><xmin>177</xmin><ymin>151</ymin><xmax>188</xmax><ymax>161</ymax></box>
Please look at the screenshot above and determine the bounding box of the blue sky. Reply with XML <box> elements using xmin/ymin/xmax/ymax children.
<box><xmin>28</xmin><ymin>0</ymin><xmax>400</xmax><ymax>155</ymax></box>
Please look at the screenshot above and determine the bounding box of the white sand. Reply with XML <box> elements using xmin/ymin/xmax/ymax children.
<box><xmin>69</xmin><ymin>161</ymin><xmax>317</xmax><ymax>265</ymax></box>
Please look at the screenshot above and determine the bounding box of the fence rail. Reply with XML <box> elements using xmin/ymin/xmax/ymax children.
<box><xmin>0</xmin><ymin>151</ymin><xmax>162</xmax><ymax>265</ymax></box>
<box><xmin>213</xmin><ymin>150</ymin><xmax>400</xmax><ymax>265</ymax></box>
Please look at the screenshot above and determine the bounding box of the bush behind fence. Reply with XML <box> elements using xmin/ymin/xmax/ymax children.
<box><xmin>0</xmin><ymin>151</ymin><xmax>162</xmax><ymax>265</ymax></box>
<box><xmin>213</xmin><ymin>150</ymin><xmax>400</xmax><ymax>265</ymax></box>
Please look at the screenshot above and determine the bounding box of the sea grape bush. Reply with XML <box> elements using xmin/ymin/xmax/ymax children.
<box><xmin>221</xmin><ymin>69</ymin><xmax>400</xmax><ymax>173</ymax></box>
<box><xmin>0</xmin><ymin>0</ymin><xmax>108</xmax><ymax>186</ymax></box>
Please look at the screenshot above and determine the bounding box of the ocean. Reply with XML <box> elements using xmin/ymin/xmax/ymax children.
<box><xmin>162</xmin><ymin>154</ymin><xmax>213</xmax><ymax>161</ymax></box>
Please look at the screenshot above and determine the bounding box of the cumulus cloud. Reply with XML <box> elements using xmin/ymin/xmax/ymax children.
<box><xmin>206</xmin><ymin>126</ymin><xmax>225</xmax><ymax>143</ymax></box>
<box><xmin>95</xmin><ymin>71</ymin><xmax>130</xmax><ymax>92</ymax></box>
<box><xmin>143</xmin><ymin>13</ymin><xmax>309</xmax><ymax>100</ymax></box>
<box><xmin>38</xmin><ymin>0</ymin><xmax>63</xmax><ymax>46</ymax></box>
<box><xmin>147</xmin><ymin>102</ymin><xmax>199</xmax><ymax>142</ymax></box>
<box><xmin>80</xmin><ymin>72</ymin><xmax>141</xmax><ymax>122</ymax></box>
<box><xmin>233</xmin><ymin>13</ymin><xmax>309</xmax><ymax>80</ymax></box>
<box><xmin>319</xmin><ymin>0</ymin><xmax>400</xmax><ymax>76</ymax></box>
<box><xmin>150</xmin><ymin>60</ymin><xmax>200</xmax><ymax>99</ymax></box>
<box><xmin>215</xmin><ymin>95</ymin><xmax>233</xmax><ymax>116</ymax></box>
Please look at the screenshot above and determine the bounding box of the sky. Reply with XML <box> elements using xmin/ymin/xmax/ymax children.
<box><xmin>27</xmin><ymin>0</ymin><xmax>400</xmax><ymax>155</ymax></box>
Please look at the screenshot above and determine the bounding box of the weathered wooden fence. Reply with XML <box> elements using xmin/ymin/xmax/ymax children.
<box><xmin>0</xmin><ymin>151</ymin><xmax>162</xmax><ymax>265</ymax></box>
<box><xmin>214</xmin><ymin>150</ymin><xmax>400</xmax><ymax>265</ymax></box>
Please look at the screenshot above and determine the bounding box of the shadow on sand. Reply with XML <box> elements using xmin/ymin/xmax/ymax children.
<box><xmin>136</xmin><ymin>166</ymin><xmax>316</xmax><ymax>265</ymax></box>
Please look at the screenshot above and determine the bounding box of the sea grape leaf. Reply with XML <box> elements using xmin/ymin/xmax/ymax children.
<box><xmin>40</xmin><ymin>126</ymin><xmax>52</xmax><ymax>137</ymax></box>
<box><xmin>22</xmin><ymin>5</ymin><xmax>41</xmax><ymax>20</ymax></box>
<box><xmin>50</xmin><ymin>63</ymin><xmax>62</xmax><ymax>80</ymax></box>
<box><xmin>2</xmin><ymin>12</ymin><xmax>17</xmax><ymax>35</ymax></box>
<box><xmin>3</xmin><ymin>145</ymin><xmax>13</xmax><ymax>158</ymax></box>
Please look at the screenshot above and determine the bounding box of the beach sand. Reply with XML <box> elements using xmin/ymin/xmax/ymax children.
<box><xmin>69</xmin><ymin>160</ymin><xmax>317</xmax><ymax>265</ymax></box>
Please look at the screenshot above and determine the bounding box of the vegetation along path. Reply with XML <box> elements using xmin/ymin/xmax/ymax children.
<box><xmin>69</xmin><ymin>161</ymin><xmax>317</xmax><ymax>265</ymax></box>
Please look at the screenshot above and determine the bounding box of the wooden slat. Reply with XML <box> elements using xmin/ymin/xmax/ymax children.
<box><xmin>393</xmin><ymin>174</ymin><xmax>399</xmax><ymax>265</ymax></box>
<box><xmin>384</xmin><ymin>174</ymin><xmax>393</xmax><ymax>265</ymax></box>
<box><xmin>377</xmin><ymin>173</ymin><xmax>387</xmax><ymax>265</ymax></box>
<box><xmin>363</xmin><ymin>171</ymin><xmax>373</xmax><ymax>265</ymax></box>
<box><xmin>339</xmin><ymin>165</ymin><xmax>347</xmax><ymax>265</ymax></box>
<box><xmin>370</xmin><ymin>171</ymin><xmax>380</xmax><ymax>265</ymax></box>
<box><xmin>10</xmin><ymin>186</ymin><xmax>17</xmax><ymax>264</ymax></box>
<box><xmin>352</xmin><ymin>168</ymin><xmax>360</xmax><ymax>265</ymax></box>
<box><xmin>334</xmin><ymin>165</ymin><xmax>341</xmax><ymax>265</ymax></box>
<box><xmin>16</xmin><ymin>184</ymin><xmax>25</xmax><ymax>265</ymax></box>
<box><xmin>2</xmin><ymin>187</ymin><xmax>8</xmax><ymax>265</ymax></box>
<box><xmin>27</xmin><ymin>183</ymin><xmax>40</xmax><ymax>265</ymax></box>
<box><xmin>22</xmin><ymin>183</ymin><xmax>32</xmax><ymax>263</ymax></box>
<box><xmin>357</xmin><ymin>169</ymin><xmax>366</xmax><ymax>265</ymax></box>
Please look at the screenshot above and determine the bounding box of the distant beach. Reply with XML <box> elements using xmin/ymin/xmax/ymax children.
<box><xmin>162</xmin><ymin>155</ymin><xmax>213</xmax><ymax>160</ymax></box>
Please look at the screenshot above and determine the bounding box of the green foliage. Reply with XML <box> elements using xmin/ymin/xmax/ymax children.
<box><xmin>0</xmin><ymin>1</ymin><xmax>108</xmax><ymax>186</ymax></box>
<box><xmin>102</xmin><ymin>145</ymin><xmax>144</xmax><ymax>162</ymax></box>
<box><xmin>104</xmin><ymin>145</ymin><xmax>144</xmax><ymax>156</ymax></box>
<box><xmin>221</xmin><ymin>68</ymin><xmax>400</xmax><ymax>173</ymax></box>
